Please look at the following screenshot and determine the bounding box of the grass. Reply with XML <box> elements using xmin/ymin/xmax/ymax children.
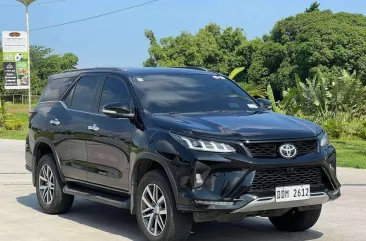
<box><xmin>1</xmin><ymin>103</ymin><xmax>365</xmax><ymax>168</ymax></box>
<box><xmin>332</xmin><ymin>139</ymin><xmax>366</xmax><ymax>169</ymax></box>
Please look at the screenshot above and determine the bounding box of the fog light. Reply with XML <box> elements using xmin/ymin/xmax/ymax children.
<box><xmin>195</xmin><ymin>174</ymin><xmax>204</xmax><ymax>186</ymax></box>
<box><xmin>195</xmin><ymin>200</ymin><xmax>234</xmax><ymax>206</ymax></box>
<box><xmin>193</xmin><ymin>162</ymin><xmax>211</xmax><ymax>188</ymax></box>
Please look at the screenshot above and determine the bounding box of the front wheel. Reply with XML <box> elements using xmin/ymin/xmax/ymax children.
<box><xmin>269</xmin><ymin>207</ymin><xmax>322</xmax><ymax>232</ymax></box>
<box><xmin>136</xmin><ymin>170</ymin><xmax>192</xmax><ymax>241</ymax></box>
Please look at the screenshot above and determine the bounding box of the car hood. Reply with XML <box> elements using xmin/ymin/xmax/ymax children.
<box><xmin>151</xmin><ymin>111</ymin><xmax>322</xmax><ymax>140</ymax></box>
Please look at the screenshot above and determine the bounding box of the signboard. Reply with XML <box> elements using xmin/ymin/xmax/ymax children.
<box><xmin>2</xmin><ymin>31</ymin><xmax>29</xmax><ymax>90</ymax></box>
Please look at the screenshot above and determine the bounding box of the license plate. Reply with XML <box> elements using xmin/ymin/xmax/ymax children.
<box><xmin>275</xmin><ymin>185</ymin><xmax>310</xmax><ymax>202</ymax></box>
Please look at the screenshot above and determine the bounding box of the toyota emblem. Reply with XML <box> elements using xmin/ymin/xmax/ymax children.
<box><xmin>279</xmin><ymin>144</ymin><xmax>297</xmax><ymax>159</ymax></box>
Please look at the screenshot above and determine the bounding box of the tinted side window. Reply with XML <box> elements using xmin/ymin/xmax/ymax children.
<box><xmin>70</xmin><ymin>77</ymin><xmax>99</xmax><ymax>112</ymax></box>
<box><xmin>63</xmin><ymin>85</ymin><xmax>75</xmax><ymax>107</ymax></box>
<box><xmin>98</xmin><ymin>77</ymin><xmax>130</xmax><ymax>113</ymax></box>
<box><xmin>40</xmin><ymin>76</ymin><xmax>75</xmax><ymax>102</ymax></box>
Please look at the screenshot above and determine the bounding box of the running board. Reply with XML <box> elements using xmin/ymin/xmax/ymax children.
<box><xmin>63</xmin><ymin>185</ymin><xmax>130</xmax><ymax>209</ymax></box>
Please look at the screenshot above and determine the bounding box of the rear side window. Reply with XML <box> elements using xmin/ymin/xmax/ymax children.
<box><xmin>69</xmin><ymin>77</ymin><xmax>99</xmax><ymax>112</ymax></box>
<box><xmin>98</xmin><ymin>77</ymin><xmax>130</xmax><ymax>113</ymax></box>
<box><xmin>63</xmin><ymin>85</ymin><xmax>75</xmax><ymax>107</ymax></box>
<box><xmin>39</xmin><ymin>77</ymin><xmax>75</xmax><ymax>102</ymax></box>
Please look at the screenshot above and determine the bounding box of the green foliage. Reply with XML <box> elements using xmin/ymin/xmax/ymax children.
<box><xmin>229</xmin><ymin>67</ymin><xmax>245</xmax><ymax>80</ymax></box>
<box><xmin>144</xmin><ymin>23</ymin><xmax>247</xmax><ymax>75</ymax></box>
<box><xmin>305</xmin><ymin>2</ymin><xmax>320</xmax><ymax>13</ymax></box>
<box><xmin>357</xmin><ymin>122</ymin><xmax>366</xmax><ymax>140</ymax></box>
<box><xmin>266</xmin><ymin>84</ymin><xmax>282</xmax><ymax>113</ymax></box>
<box><xmin>4</xmin><ymin>118</ymin><xmax>24</xmax><ymax>131</ymax></box>
<box><xmin>144</xmin><ymin>4</ymin><xmax>366</xmax><ymax>98</ymax></box>
<box><xmin>29</xmin><ymin>46</ymin><xmax>78</xmax><ymax>95</ymax></box>
<box><xmin>228</xmin><ymin>67</ymin><xmax>266</xmax><ymax>97</ymax></box>
<box><xmin>267</xmin><ymin>8</ymin><xmax>366</xmax><ymax>93</ymax></box>
<box><xmin>2</xmin><ymin>113</ymin><xmax>27</xmax><ymax>131</ymax></box>
<box><xmin>238</xmin><ymin>82</ymin><xmax>266</xmax><ymax>98</ymax></box>
<box><xmin>268</xmin><ymin>70</ymin><xmax>366</xmax><ymax>139</ymax></box>
<box><xmin>281</xmin><ymin>71</ymin><xmax>366</xmax><ymax>119</ymax></box>
<box><xmin>322</xmin><ymin>114</ymin><xmax>348</xmax><ymax>139</ymax></box>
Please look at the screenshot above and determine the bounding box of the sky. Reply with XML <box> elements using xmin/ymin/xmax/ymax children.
<box><xmin>1</xmin><ymin>0</ymin><xmax>366</xmax><ymax>68</ymax></box>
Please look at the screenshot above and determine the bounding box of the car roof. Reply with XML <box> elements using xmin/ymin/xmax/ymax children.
<box><xmin>121</xmin><ymin>67</ymin><xmax>214</xmax><ymax>76</ymax></box>
<box><xmin>49</xmin><ymin>67</ymin><xmax>217</xmax><ymax>81</ymax></box>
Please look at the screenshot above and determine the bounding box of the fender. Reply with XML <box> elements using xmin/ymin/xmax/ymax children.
<box><xmin>129</xmin><ymin>151</ymin><xmax>179</xmax><ymax>214</ymax></box>
<box><xmin>32</xmin><ymin>137</ymin><xmax>65</xmax><ymax>186</ymax></box>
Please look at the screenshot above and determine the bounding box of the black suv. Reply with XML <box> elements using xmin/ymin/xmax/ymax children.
<box><xmin>26</xmin><ymin>67</ymin><xmax>341</xmax><ymax>241</ymax></box>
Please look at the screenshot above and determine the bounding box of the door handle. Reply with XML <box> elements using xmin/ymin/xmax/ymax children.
<box><xmin>88</xmin><ymin>124</ymin><xmax>99</xmax><ymax>131</ymax></box>
<box><xmin>50</xmin><ymin>119</ymin><xmax>60</xmax><ymax>126</ymax></box>
<box><xmin>98</xmin><ymin>170</ymin><xmax>107</xmax><ymax>176</ymax></box>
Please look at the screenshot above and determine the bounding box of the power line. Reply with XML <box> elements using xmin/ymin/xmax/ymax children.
<box><xmin>0</xmin><ymin>0</ymin><xmax>67</xmax><ymax>7</ymax></box>
<box><xmin>0</xmin><ymin>0</ymin><xmax>159</xmax><ymax>36</ymax></box>
<box><xmin>30</xmin><ymin>0</ymin><xmax>159</xmax><ymax>32</ymax></box>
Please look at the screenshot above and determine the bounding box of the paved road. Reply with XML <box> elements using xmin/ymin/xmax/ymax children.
<box><xmin>0</xmin><ymin>139</ymin><xmax>365</xmax><ymax>241</ymax></box>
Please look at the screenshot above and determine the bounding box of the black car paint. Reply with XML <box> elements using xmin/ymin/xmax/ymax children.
<box><xmin>26</xmin><ymin>68</ymin><xmax>341</xmax><ymax>215</ymax></box>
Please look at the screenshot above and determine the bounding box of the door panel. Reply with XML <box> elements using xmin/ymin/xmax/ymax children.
<box><xmin>52</xmin><ymin>75</ymin><xmax>100</xmax><ymax>181</ymax></box>
<box><xmin>54</xmin><ymin>109</ymin><xmax>91</xmax><ymax>180</ymax></box>
<box><xmin>86</xmin><ymin>76</ymin><xmax>134</xmax><ymax>191</ymax></box>
<box><xmin>87</xmin><ymin>116</ymin><xmax>133</xmax><ymax>190</ymax></box>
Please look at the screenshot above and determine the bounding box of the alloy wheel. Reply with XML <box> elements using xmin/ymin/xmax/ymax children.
<box><xmin>141</xmin><ymin>183</ymin><xmax>167</xmax><ymax>236</ymax></box>
<box><xmin>38</xmin><ymin>164</ymin><xmax>55</xmax><ymax>205</ymax></box>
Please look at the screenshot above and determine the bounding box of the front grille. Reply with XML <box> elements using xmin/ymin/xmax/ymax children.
<box><xmin>250</xmin><ymin>166</ymin><xmax>323</xmax><ymax>191</ymax></box>
<box><xmin>245</xmin><ymin>140</ymin><xmax>317</xmax><ymax>158</ymax></box>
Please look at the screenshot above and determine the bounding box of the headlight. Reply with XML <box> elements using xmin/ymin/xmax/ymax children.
<box><xmin>170</xmin><ymin>133</ymin><xmax>236</xmax><ymax>153</ymax></box>
<box><xmin>320</xmin><ymin>132</ymin><xmax>330</xmax><ymax>147</ymax></box>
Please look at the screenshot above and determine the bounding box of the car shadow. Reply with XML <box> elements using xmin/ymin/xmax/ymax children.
<box><xmin>17</xmin><ymin>193</ymin><xmax>323</xmax><ymax>241</ymax></box>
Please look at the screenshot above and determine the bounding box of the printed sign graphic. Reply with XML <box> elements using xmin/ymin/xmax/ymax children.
<box><xmin>2</xmin><ymin>31</ymin><xmax>29</xmax><ymax>90</ymax></box>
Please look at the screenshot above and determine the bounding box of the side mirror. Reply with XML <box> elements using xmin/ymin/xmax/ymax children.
<box><xmin>256</xmin><ymin>98</ymin><xmax>273</xmax><ymax>111</ymax></box>
<box><xmin>102</xmin><ymin>102</ymin><xmax>135</xmax><ymax>118</ymax></box>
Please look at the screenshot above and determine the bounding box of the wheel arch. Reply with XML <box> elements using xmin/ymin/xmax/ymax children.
<box><xmin>130</xmin><ymin>152</ymin><xmax>179</xmax><ymax>214</ymax></box>
<box><xmin>32</xmin><ymin>138</ymin><xmax>65</xmax><ymax>186</ymax></box>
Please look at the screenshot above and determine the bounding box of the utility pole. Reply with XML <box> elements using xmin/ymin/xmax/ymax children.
<box><xmin>17</xmin><ymin>0</ymin><xmax>36</xmax><ymax>112</ymax></box>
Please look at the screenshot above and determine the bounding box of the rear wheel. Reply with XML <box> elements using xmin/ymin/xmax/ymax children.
<box><xmin>36</xmin><ymin>154</ymin><xmax>74</xmax><ymax>214</ymax></box>
<box><xmin>136</xmin><ymin>170</ymin><xmax>192</xmax><ymax>241</ymax></box>
<box><xmin>269</xmin><ymin>207</ymin><xmax>322</xmax><ymax>232</ymax></box>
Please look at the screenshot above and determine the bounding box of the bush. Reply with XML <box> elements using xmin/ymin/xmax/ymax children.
<box><xmin>357</xmin><ymin>122</ymin><xmax>366</xmax><ymax>140</ymax></box>
<box><xmin>322</xmin><ymin>118</ymin><xmax>347</xmax><ymax>139</ymax></box>
<box><xmin>4</xmin><ymin>119</ymin><xmax>25</xmax><ymax>130</ymax></box>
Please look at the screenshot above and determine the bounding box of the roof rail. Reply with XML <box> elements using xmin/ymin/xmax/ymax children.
<box><xmin>61</xmin><ymin>67</ymin><xmax>122</xmax><ymax>73</ymax></box>
<box><xmin>173</xmin><ymin>66</ymin><xmax>208</xmax><ymax>71</ymax></box>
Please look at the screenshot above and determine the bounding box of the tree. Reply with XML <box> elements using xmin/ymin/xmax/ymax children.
<box><xmin>253</xmin><ymin>6</ymin><xmax>366</xmax><ymax>97</ymax></box>
<box><xmin>305</xmin><ymin>2</ymin><xmax>320</xmax><ymax>13</ymax></box>
<box><xmin>144</xmin><ymin>5</ymin><xmax>366</xmax><ymax>100</ymax></box>
<box><xmin>144</xmin><ymin>23</ymin><xmax>247</xmax><ymax>75</ymax></box>
<box><xmin>29</xmin><ymin>47</ymin><xmax>78</xmax><ymax>94</ymax></box>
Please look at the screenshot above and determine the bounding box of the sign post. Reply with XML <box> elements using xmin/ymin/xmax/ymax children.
<box><xmin>26</xmin><ymin>5</ymin><xmax>31</xmax><ymax>112</ymax></box>
<box><xmin>2</xmin><ymin>31</ymin><xmax>29</xmax><ymax>92</ymax></box>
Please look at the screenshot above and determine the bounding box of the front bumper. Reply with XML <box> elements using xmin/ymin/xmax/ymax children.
<box><xmin>175</xmin><ymin>145</ymin><xmax>341</xmax><ymax>215</ymax></box>
<box><xmin>232</xmin><ymin>190</ymin><xmax>339</xmax><ymax>213</ymax></box>
<box><xmin>188</xmin><ymin>189</ymin><xmax>340</xmax><ymax>223</ymax></box>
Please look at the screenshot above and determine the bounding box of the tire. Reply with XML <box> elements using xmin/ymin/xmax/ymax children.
<box><xmin>269</xmin><ymin>206</ymin><xmax>322</xmax><ymax>232</ymax></box>
<box><xmin>35</xmin><ymin>154</ymin><xmax>74</xmax><ymax>214</ymax></box>
<box><xmin>136</xmin><ymin>170</ymin><xmax>192</xmax><ymax>241</ymax></box>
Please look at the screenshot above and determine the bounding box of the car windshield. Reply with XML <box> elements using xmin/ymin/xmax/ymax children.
<box><xmin>132</xmin><ymin>74</ymin><xmax>259</xmax><ymax>114</ymax></box>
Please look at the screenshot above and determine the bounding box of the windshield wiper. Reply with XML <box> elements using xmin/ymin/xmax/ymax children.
<box><xmin>248</xmin><ymin>109</ymin><xmax>263</xmax><ymax>115</ymax></box>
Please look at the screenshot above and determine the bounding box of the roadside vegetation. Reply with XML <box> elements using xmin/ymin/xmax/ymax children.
<box><xmin>0</xmin><ymin>2</ymin><xmax>365</xmax><ymax>168</ymax></box>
